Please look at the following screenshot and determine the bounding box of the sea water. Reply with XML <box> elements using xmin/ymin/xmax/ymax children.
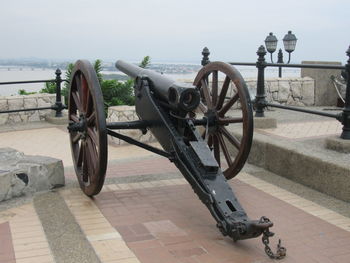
<box><xmin>0</xmin><ymin>66</ymin><xmax>300</xmax><ymax>96</ymax></box>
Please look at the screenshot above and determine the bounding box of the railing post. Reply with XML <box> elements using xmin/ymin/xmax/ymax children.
<box><xmin>54</xmin><ymin>68</ymin><xmax>63</xmax><ymax>117</ymax></box>
<box><xmin>340</xmin><ymin>46</ymin><xmax>350</xmax><ymax>139</ymax></box>
<box><xmin>277</xmin><ymin>49</ymin><xmax>283</xmax><ymax>78</ymax></box>
<box><xmin>255</xmin><ymin>45</ymin><xmax>267</xmax><ymax>117</ymax></box>
<box><xmin>201</xmin><ymin>47</ymin><xmax>210</xmax><ymax>66</ymax></box>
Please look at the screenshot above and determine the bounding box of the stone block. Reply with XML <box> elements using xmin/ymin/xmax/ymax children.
<box><xmin>245</xmin><ymin>80</ymin><xmax>257</xmax><ymax>99</ymax></box>
<box><xmin>8</xmin><ymin>113</ymin><xmax>21</xmax><ymax>123</ymax></box>
<box><xmin>301</xmin><ymin>79</ymin><xmax>315</xmax><ymax>106</ymax></box>
<box><xmin>37</xmin><ymin>97</ymin><xmax>51</xmax><ymax>107</ymax></box>
<box><xmin>0</xmin><ymin>148</ymin><xmax>64</xmax><ymax>202</ymax></box>
<box><xmin>272</xmin><ymin>92</ymin><xmax>278</xmax><ymax>101</ymax></box>
<box><xmin>8</xmin><ymin>98</ymin><xmax>24</xmax><ymax>110</ymax></box>
<box><xmin>28</xmin><ymin>111</ymin><xmax>41</xmax><ymax>122</ymax></box>
<box><xmin>24</xmin><ymin>98</ymin><xmax>38</xmax><ymax>109</ymax></box>
<box><xmin>267</xmin><ymin>79</ymin><xmax>279</xmax><ymax>92</ymax></box>
<box><xmin>0</xmin><ymin>113</ymin><xmax>8</xmax><ymax>125</ymax></box>
<box><xmin>0</xmin><ymin>99</ymin><xmax>8</xmax><ymax>111</ymax></box>
<box><xmin>290</xmin><ymin>81</ymin><xmax>302</xmax><ymax>98</ymax></box>
<box><xmin>301</xmin><ymin>61</ymin><xmax>341</xmax><ymax>106</ymax></box>
<box><xmin>19</xmin><ymin>113</ymin><xmax>29</xmax><ymax>122</ymax></box>
<box><xmin>278</xmin><ymin>80</ymin><xmax>290</xmax><ymax>102</ymax></box>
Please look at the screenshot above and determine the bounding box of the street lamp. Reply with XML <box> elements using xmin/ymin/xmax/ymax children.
<box><xmin>264</xmin><ymin>31</ymin><xmax>297</xmax><ymax>77</ymax></box>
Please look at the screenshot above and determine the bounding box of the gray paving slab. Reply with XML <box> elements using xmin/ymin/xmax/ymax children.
<box><xmin>34</xmin><ymin>191</ymin><xmax>101</xmax><ymax>263</ymax></box>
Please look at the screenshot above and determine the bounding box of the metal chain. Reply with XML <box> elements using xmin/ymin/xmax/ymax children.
<box><xmin>259</xmin><ymin>216</ymin><xmax>287</xmax><ymax>260</ymax></box>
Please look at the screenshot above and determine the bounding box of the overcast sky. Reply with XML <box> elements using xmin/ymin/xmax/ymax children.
<box><xmin>0</xmin><ymin>0</ymin><xmax>349</xmax><ymax>64</ymax></box>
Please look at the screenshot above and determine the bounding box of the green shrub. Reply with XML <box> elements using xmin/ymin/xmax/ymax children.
<box><xmin>18</xmin><ymin>89</ymin><xmax>36</xmax><ymax>95</ymax></box>
<box><xmin>101</xmin><ymin>79</ymin><xmax>135</xmax><ymax>107</ymax></box>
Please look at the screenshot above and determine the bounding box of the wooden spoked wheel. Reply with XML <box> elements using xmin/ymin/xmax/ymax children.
<box><xmin>68</xmin><ymin>60</ymin><xmax>108</xmax><ymax>196</ymax></box>
<box><xmin>193</xmin><ymin>62</ymin><xmax>253</xmax><ymax>180</ymax></box>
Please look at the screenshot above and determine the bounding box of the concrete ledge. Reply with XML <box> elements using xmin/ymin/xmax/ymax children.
<box><xmin>227</xmin><ymin>127</ymin><xmax>350</xmax><ymax>202</ymax></box>
<box><xmin>325</xmin><ymin>136</ymin><xmax>350</xmax><ymax>153</ymax></box>
<box><xmin>246</xmin><ymin>133</ymin><xmax>350</xmax><ymax>202</ymax></box>
<box><xmin>254</xmin><ymin>117</ymin><xmax>277</xmax><ymax>129</ymax></box>
<box><xmin>0</xmin><ymin>148</ymin><xmax>64</xmax><ymax>202</ymax></box>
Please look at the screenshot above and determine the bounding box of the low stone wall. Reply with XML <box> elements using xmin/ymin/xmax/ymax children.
<box><xmin>242</xmin><ymin>77</ymin><xmax>315</xmax><ymax>106</ymax></box>
<box><xmin>182</xmin><ymin>77</ymin><xmax>315</xmax><ymax>106</ymax></box>
<box><xmin>0</xmin><ymin>93</ymin><xmax>57</xmax><ymax>125</ymax></box>
<box><xmin>107</xmin><ymin>106</ymin><xmax>156</xmax><ymax>145</ymax></box>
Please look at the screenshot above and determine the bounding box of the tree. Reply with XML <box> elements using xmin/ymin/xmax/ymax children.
<box><xmin>139</xmin><ymin>56</ymin><xmax>151</xmax><ymax>68</ymax></box>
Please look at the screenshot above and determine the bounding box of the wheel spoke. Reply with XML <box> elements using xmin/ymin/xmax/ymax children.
<box><xmin>81</xmin><ymin>75</ymin><xmax>89</xmax><ymax>112</ymax></box>
<box><xmin>198</xmin><ymin>102</ymin><xmax>208</xmax><ymax>113</ymax></box>
<box><xmin>87</xmin><ymin>127</ymin><xmax>98</xmax><ymax>148</ymax></box>
<box><xmin>86</xmin><ymin>137</ymin><xmax>97</xmax><ymax>177</ymax></box>
<box><xmin>85</xmin><ymin>88</ymin><xmax>92</xmax><ymax>115</ymax></box>
<box><xmin>217</xmin><ymin>76</ymin><xmax>230</xmax><ymax>110</ymax></box>
<box><xmin>87</xmin><ymin>112</ymin><xmax>96</xmax><ymax>126</ymax></box>
<box><xmin>212</xmin><ymin>71</ymin><xmax>218</xmax><ymax>107</ymax></box>
<box><xmin>77</xmin><ymin>143</ymin><xmax>84</xmax><ymax>167</ymax></box>
<box><xmin>218</xmin><ymin>93</ymin><xmax>239</xmax><ymax>116</ymax></box>
<box><xmin>220</xmin><ymin>127</ymin><xmax>241</xmax><ymax>149</ymax></box>
<box><xmin>213</xmin><ymin>134</ymin><xmax>220</xmax><ymax>166</ymax></box>
<box><xmin>82</xmin><ymin>142</ymin><xmax>89</xmax><ymax>182</ymax></box>
<box><xmin>217</xmin><ymin>133</ymin><xmax>233</xmax><ymax>166</ymax></box>
<box><xmin>201</xmin><ymin>79</ymin><xmax>213</xmax><ymax>109</ymax></box>
<box><xmin>72</xmin><ymin>91</ymin><xmax>83</xmax><ymax>113</ymax></box>
<box><xmin>217</xmin><ymin>117</ymin><xmax>243</xmax><ymax>125</ymax></box>
<box><xmin>72</xmin><ymin>133</ymin><xmax>81</xmax><ymax>144</ymax></box>
<box><xmin>75</xmin><ymin>73</ymin><xmax>81</xmax><ymax>88</ymax></box>
<box><xmin>208</xmin><ymin>134</ymin><xmax>213</xmax><ymax>148</ymax></box>
<box><xmin>70</xmin><ymin>114</ymin><xmax>79</xmax><ymax>123</ymax></box>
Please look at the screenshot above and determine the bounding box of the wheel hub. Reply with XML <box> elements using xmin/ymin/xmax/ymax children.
<box><xmin>205</xmin><ymin>109</ymin><xmax>219</xmax><ymax>134</ymax></box>
<box><xmin>67</xmin><ymin>114</ymin><xmax>88</xmax><ymax>138</ymax></box>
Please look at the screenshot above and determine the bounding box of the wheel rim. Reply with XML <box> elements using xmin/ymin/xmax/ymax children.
<box><xmin>193</xmin><ymin>62</ymin><xmax>253</xmax><ymax>179</ymax></box>
<box><xmin>68</xmin><ymin>60</ymin><xmax>107</xmax><ymax>196</ymax></box>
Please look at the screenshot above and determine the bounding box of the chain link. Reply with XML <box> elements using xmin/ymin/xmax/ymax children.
<box><xmin>259</xmin><ymin>216</ymin><xmax>287</xmax><ymax>260</ymax></box>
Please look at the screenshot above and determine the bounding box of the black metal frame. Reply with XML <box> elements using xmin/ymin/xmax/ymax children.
<box><xmin>202</xmin><ymin>45</ymin><xmax>350</xmax><ymax>139</ymax></box>
<box><xmin>0</xmin><ymin>69</ymin><xmax>67</xmax><ymax>117</ymax></box>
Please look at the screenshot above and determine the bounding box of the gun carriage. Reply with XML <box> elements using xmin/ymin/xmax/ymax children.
<box><xmin>67</xmin><ymin>59</ymin><xmax>286</xmax><ymax>259</ymax></box>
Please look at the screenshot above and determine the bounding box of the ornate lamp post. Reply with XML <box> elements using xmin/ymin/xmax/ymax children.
<box><xmin>264</xmin><ymin>31</ymin><xmax>297</xmax><ymax>77</ymax></box>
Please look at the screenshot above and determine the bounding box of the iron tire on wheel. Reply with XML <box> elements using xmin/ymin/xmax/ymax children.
<box><xmin>193</xmin><ymin>61</ymin><xmax>253</xmax><ymax>180</ymax></box>
<box><xmin>68</xmin><ymin>60</ymin><xmax>108</xmax><ymax>196</ymax></box>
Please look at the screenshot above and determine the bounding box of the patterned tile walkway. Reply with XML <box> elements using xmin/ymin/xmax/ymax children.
<box><xmin>0</xmin><ymin>204</ymin><xmax>54</xmax><ymax>263</ymax></box>
<box><xmin>1</xmin><ymin>169</ymin><xmax>350</xmax><ymax>262</ymax></box>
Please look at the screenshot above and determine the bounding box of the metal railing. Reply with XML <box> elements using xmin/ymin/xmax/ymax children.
<box><xmin>201</xmin><ymin>45</ymin><xmax>350</xmax><ymax>140</ymax></box>
<box><xmin>0</xmin><ymin>69</ymin><xmax>67</xmax><ymax>117</ymax></box>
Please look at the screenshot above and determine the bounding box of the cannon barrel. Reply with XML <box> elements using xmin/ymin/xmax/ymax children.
<box><xmin>116</xmin><ymin>60</ymin><xmax>200</xmax><ymax>112</ymax></box>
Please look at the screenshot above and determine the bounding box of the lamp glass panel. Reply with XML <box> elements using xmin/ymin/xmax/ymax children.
<box><xmin>284</xmin><ymin>40</ymin><xmax>296</xmax><ymax>52</ymax></box>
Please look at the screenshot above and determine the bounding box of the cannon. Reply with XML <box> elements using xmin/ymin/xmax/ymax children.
<box><xmin>67</xmin><ymin>59</ymin><xmax>286</xmax><ymax>259</ymax></box>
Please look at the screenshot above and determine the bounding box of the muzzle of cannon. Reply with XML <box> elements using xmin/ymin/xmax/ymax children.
<box><xmin>67</xmin><ymin>59</ymin><xmax>286</xmax><ymax>259</ymax></box>
<box><xmin>116</xmin><ymin>60</ymin><xmax>200</xmax><ymax>112</ymax></box>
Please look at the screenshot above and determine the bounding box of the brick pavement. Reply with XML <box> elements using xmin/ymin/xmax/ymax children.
<box><xmin>1</xmin><ymin>161</ymin><xmax>350</xmax><ymax>262</ymax></box>
<box><xmin>0</xmin><ymin>116</ymin><xmax>349</xmax><ymax>262</ymax></box>
<box><xmin>65</xmin><ymin>157</ymin><xmax>177</xmax><ymax>179</ymax></box>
